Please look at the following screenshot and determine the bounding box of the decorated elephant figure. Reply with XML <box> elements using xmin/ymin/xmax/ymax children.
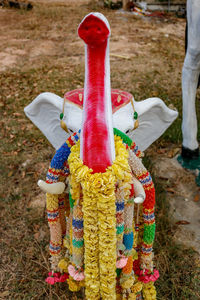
<box><xmin>25</xmin><ymin>12</ymin><xmax>177</xmax><ymax>300</ymax></box>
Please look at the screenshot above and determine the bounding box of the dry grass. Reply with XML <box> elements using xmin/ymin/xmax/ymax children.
<box><xmin>0</xmin><ymin>1</ymin><xmax>200</xmax><ymax>299</ymax></box>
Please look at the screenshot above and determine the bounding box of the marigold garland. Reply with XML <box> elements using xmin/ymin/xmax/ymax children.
<box><xmin>67</xmin><ymin>276</ymin><xmax>85</xmax><ymax>292</ymax></box>
<box><xmin>122</xmin><ymin>256</ymin><xmax>133</xmax><ymax>274</ymax></box>
<box><xmin>142</xmin><ymin>282</ymin><xmax>156</xmax><ymax>300</ymax></box>
<box><xmin>68</xmin><ymin>136</ymin><xmax>132</xmax><ymax>300</ymax></box>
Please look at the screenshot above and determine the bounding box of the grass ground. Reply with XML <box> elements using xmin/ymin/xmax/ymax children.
<box><xmin>0</xmin><ymin>1</ymin><xmax>200</xmax><ymax>299</ymax></box>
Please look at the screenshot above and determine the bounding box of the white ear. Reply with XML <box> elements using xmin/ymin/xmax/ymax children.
<box><xmin>24</xmin><ymin>92</ymin><xmax>69</xmax><ymax>149</ymax></box>
<box><xmin>129</xmin><ymin>97</ymin><xmax>178</xmax><ymax>151</ymax></box>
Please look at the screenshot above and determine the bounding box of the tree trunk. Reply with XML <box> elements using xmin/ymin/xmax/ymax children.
<box><xmin>123</xmin><ymin>0</ymin><xmax>131</xmax><ymax>10</ymax></box>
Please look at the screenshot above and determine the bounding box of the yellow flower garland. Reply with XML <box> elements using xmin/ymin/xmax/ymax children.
<box><xmin>58</xmin><ymin>258</ymin><xmax>68</xmax><ymax>273</ymax></box>
<box><xmin>68</xmin><ymin>136</ymin><xmax>132</xmax><ymax>300</ymax></box>
<box><xmin>142</xmin><ymin>282</ymin><xmax>156</xmax><ymax>300</ymax></box>
<box><xmin>67</xmin><ymin>276</ymin><xmax>85</xmax><ymax>292</ymax></box>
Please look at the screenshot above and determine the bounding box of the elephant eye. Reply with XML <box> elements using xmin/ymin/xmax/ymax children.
<box><xmin>60</xmin><ymin>112</ymin><xmax>64</xmax><ymax>120</ymax></box>
<box><xmin>133</xmin><ymin>111</ymin><xmax>138</xmax><ymax>120</ymax></box>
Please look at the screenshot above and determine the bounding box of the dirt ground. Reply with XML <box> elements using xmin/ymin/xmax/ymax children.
<box><xmin>1</xmin><ymin>1</ymin><xmax>200</xmax><ymax>299</ymax></box>
<box><xmin>0</xmin><ymin>0</ymin><xmax>185</xmax><ymax>75</ymax></box>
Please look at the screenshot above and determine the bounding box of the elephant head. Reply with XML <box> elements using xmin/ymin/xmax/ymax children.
<box><xmin>24</xmin><ymin>11</ymin><xmax>178</xmax><ymax>193</ymax></box>
<box><xmin>24</xmin><ymin>90</ymin><xmax>178</xmax><ymax>153</ymax></box>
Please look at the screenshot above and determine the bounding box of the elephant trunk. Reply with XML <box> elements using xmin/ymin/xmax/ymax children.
<box><xmin>78</xmin><ymin>13</ymin><xmax>115</xmax><ymax>173</ymax></box>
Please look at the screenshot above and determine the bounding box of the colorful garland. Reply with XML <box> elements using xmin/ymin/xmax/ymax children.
<box><xmin>44</xmin><ymin>129</ymin><xmax>158</xmax><ymax>300</ymax></box>
<box><xmin>128</xmin><ymin>150</ymin><xmax>155</xmax><ymax>272</ymax></box>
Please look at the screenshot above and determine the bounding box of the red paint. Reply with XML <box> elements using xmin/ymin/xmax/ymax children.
<box><xmin>130</xmin><ymin>183</ymin><xmax>134</xmax><ymax>198</ymax></box>
<box><xmin>78</xmin><ymin>14</ymin><xmax>110</xmax><ymax>46</ymax></box>
<box><xmin>64</xmin><ymin>88</ymin><xmax>133</xmax><ymax>113</ymax></box>
<box><xmin>68</xmin><ymin>136</ymin><xmax>75</xmax><ymax>146</ymax></box>
<box><xmin>78</xmin><ymin>14</ymin><xmax>112</xmax><ymax>173</ymax></box>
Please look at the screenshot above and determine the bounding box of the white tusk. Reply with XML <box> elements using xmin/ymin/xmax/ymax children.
<box><xmin>37</xmin><ymin>180</ymin><xmax>65</xmax><ymax>194</ymax></box>
<box><xmin>132</xmin><ymin>176</ymin><xmax>146</xmax><ymax>204</ymax></box>
<box><xmin>134</xmin><ymin>196</ymin><xmax>145</xmax><ymax>204</ymax></box>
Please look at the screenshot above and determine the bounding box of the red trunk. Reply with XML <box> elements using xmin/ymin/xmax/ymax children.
<box><xmin>78</xmin><ymin>14</ymin><xmax>113</xmax><ymax>173</ymax></box>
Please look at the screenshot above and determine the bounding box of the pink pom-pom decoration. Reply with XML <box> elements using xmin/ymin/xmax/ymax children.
<box><xmin>73</xmin><ymin>271</ymin><xmax>85</xmax><ymax>281</ymax></box>
<box><xmin>68</xmin><ymin>265</ymin><xmax>76</xmax><ymax>277</ymax></box>
<box><xmin>138</xmin><ymin>269</ymin><xmax>159</xmax><ymax>283</ymax></box>
<box><xmin>68</xmin><ymin>264</ymin><xmax>84</xmax><ymax>281</ymax></box>
<box><xmin>116</xmin><ymin>257</ymin><xmax>128</xmax><ymax>269</ymax></box>
<box><xmin>45</xmin><ymin>276</ymin><xmax>56</xmax><ymax>285</ymax></box>
<box><xmin>53</xmin><ymin>272</ymin><xmax>61</xmax><ymax>279</ymax></box>
<box><xmin>149</xmin><ymin>269</ymin><xmax>159</xmax><ymax>282</ymax></box>
<box><xmin>45</xmin><ymin>272</ymin><xmax>68</xmax><ymax>284</ymax></box>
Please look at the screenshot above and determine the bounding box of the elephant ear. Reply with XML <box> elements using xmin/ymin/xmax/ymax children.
<box><xmin>128</xmin><ymin>97</ymin><xmax>178</xmax><ymax>151</ymax></box>
<box><xmin>24</xmin><ymin>92</ymin><xmax>69</xmax><ymax>149</ymax></box>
